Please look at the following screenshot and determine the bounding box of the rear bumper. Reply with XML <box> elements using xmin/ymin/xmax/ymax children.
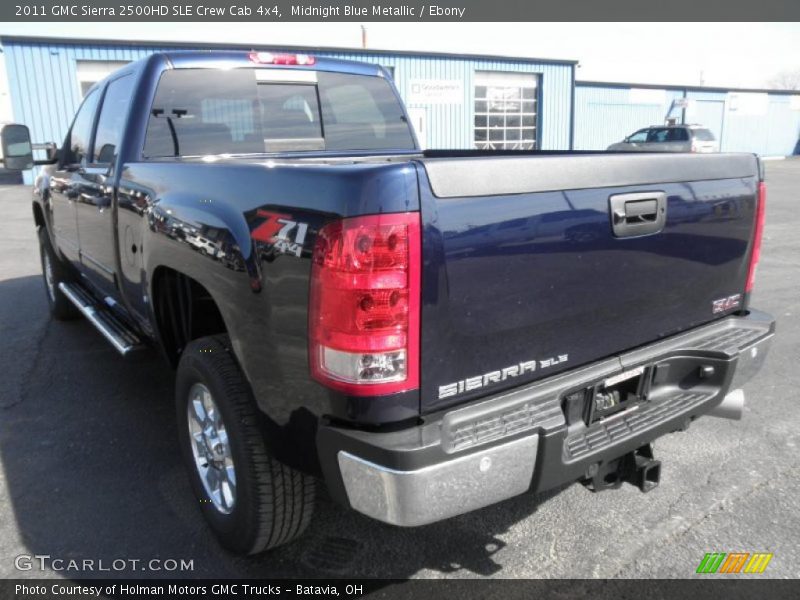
<box><xmin>317</xmin><ymin>310</ymin><xmax>775</xmax><ymax>527</ymax></box>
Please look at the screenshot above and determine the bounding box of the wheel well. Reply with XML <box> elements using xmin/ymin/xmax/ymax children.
<box><xmin>152</xmin><ymin>267</ymin><xmax>228</xmax><ymax>366</ymax></box>
<box><xmin>32</xmin><ymin>202</ymin><xmax>45</xmax><ymax>228</ymax></box>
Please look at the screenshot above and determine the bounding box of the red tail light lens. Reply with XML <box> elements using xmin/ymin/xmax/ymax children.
<box><xmin>248</xmin><ymin>52</ymin><xmax>316</xmax><ymax>66</ymax></box>
<box><xmin>745</xmin><ymin>181</ymin><xmax>767</xmax><ymax>293</ymax></box>
<box><xmin>309</xmin><ymin>212</ymin><xmax>421</xmax><ymax>396</ymax></box>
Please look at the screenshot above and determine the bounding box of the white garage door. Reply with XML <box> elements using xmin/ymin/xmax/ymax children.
<box><xmin>474</xmin><ymin>71</ymin><xmax>538</xmax><ymax>150</ymax></box>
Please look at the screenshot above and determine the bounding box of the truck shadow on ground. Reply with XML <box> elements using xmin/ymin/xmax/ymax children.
<box><xmin>0</xmin><ymin>275</ymin><xmax>562</xmax><ymax>580</ymax></box>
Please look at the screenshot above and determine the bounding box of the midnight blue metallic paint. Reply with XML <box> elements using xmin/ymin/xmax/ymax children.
<box><xmin>118</xmin><ymin>158</ymin><xmax>421</xmax><ymax>431</ymax></box>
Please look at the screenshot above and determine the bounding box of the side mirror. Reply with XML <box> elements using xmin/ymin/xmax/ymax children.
<box><xmin>41</xmin><ymin>142</ymin><xmax>59</xmax><ymax>163</ymax></box>
<box><xmin>0</xmin><ymin>124</ymin><xmax>34</xmax><ymax>171</ymax></box>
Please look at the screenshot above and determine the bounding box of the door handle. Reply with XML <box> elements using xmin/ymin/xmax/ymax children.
<box><xmin>609</xmin><ymin>192</ymin><xmax>667</xmax><ymax>238</ymax></box>
<box><xmin>623</xmin><ymin>198</ymin><xmax>659</xmax><ymax>222</ymax></box>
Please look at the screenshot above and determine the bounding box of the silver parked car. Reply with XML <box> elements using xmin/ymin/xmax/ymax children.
<box><xmin>607</xmin><ymin>125</ymin><xmax>719</xmax><ymax>153</ymax></box>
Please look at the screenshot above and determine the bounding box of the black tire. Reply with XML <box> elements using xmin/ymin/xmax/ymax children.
<box><xmin>176</xmin><ymin>335</ymin><xmax>315</xmax><ymax>555</ymax></box>
<box><xmin>37</xmin><ymin>226</ymin><xmax>79</xmax><ymax>321</ymax></box>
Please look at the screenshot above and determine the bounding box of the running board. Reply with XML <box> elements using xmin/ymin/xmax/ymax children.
<box><xmin>58</xmin><ymin>282</ymin><xmax>145</xmax><ymax>356</ymax></box>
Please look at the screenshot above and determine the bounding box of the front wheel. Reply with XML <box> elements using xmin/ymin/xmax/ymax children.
<box><xmin>37</xmin><ymin>226</ymin><xmax>79</xmax><ymax>320</ymax></box>
<box><xmin>176</xmin><ymin>335</ymin><xmax>316</xmax><ymax>554</ymax></box>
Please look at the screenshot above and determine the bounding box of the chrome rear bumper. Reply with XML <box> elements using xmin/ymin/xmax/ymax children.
<box><xmin>338</xmin><ymin>435</ymin><xmax>537</xmax><ymax>527</ymax></box>
<box><xmin>321</xmin><ymin>310</ymin><xmax>774</xmax><ymax>526</ymax></box>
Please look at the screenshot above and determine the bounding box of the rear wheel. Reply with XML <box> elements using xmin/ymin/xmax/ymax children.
<box><xmin>37</xmin><ymin>226</ymin><xmax>79</xmax><ymax>320</ymax></box>
<box><xmin>176</xmin><ymin>335</ymin><xmax>316</xmax><ymax>554</ymax></box>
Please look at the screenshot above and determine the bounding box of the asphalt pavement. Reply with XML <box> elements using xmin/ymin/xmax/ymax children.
<box><xmin>0</xmin><ymin>160</ymin><xmax>798</xmax><ymax>581</ymax></box>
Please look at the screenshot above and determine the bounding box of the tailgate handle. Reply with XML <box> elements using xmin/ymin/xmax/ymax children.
<box><xmin>609</xmin><ymin>192</ymin><xmax>667</xmax><ymax>238</ymax></box>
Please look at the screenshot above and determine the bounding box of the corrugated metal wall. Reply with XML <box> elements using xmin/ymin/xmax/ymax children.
<box><xmin>574</xmin><ymin>85</ymin><xmax>684</xmax><ymax>150</ymax></box>
<box><xmin>1</xmin><ymin>38</ymin><xmax>575</xmax><ymax>183</ymax></box>
<box><xmin>575</xmin><ymin>82</ymin><xmax>800</xmax><ymax>156</ymax></box>
<box><xmin>720</xmin><ymin>93</ymin><xmax>800</xmax><ymax>156</ymax></box>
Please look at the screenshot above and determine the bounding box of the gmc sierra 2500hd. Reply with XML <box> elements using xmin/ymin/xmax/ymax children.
<box><xmin>0</xmin><ymin>51</ymin><xmax>774</xmax><ymax>555</ymax></box>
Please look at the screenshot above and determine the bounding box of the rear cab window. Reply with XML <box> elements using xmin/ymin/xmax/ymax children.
<box><xmin>143</xmin><ymin>68</ymin><xmax>416</xmax><ymax>157</ymax></box>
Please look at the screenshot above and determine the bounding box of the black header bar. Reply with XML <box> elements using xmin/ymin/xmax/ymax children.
<box><xmin>3</xmin><ymin>0</ymin><xmax>800</xmax><ymax>22</ymax></box>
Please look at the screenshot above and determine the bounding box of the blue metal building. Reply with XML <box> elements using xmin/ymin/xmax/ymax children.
<box><xmin>0</xmin><ymin>36</ymin><xmax>577</xmax><ymax>183</ymax></box>
<box><xmin>575</xmin><ymin>81</ymin><xmax>800</xmax><ymax>156</ymax></box>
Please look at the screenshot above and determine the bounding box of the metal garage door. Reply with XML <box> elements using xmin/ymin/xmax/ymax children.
<box><xmin>474</xmin><ymin>71</ymin><xmax>539</xmax><ymax>150</ymax></box>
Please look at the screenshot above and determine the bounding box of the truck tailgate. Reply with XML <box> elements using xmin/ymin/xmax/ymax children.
<box><xmin>417</xmin><ymin>153</ymin><xmax>760</xmax><ymax>413</ymax></box>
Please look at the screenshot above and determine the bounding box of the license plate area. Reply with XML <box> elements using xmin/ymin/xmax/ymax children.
<box><xmin>562</xmin><ymin>365</ymin><xmax>652</xmax><ymax>426</ymax></box>
<box><xmin>589</xmin><ymin>366</ymin><xmax>648</xmax><ymax>423</ymax></box>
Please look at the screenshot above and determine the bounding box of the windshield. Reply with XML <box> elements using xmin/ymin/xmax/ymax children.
<box><xmin>144</xmin><ymin>68</ymin><xmax>416</xmax><ymax>156</ymax></box>
<box><xmin>626</xmin><ymin>130</ymin><xmax>649</xmax><ymax>143</ymax></box>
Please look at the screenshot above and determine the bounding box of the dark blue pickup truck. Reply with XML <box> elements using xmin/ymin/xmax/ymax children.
<box><xmin>0</xmin><ymin>51</ymin><xmax>774</xmax><ymax>555</ymax></box>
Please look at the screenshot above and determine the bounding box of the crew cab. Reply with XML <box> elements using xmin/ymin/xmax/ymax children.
<box><xmin>0</xmin><ymin>51</ymin><xmax>773</xmax><ymax>555</ymax></box>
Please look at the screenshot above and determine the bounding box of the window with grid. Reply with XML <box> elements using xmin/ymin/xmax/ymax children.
<box><xmin>474</xmin><ymin>71</ymin><xmax>538</xmax><ymax>150</ymax></box>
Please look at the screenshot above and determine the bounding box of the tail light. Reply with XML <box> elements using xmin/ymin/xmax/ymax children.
<box><xmin>745</xmin><ymin>181</ymin><xmax>767</xmax><ymax>292</ymax></box>
<box><xmin>309</xmin><ymin>212</ymin><xmax>421</xmax><ymax>396</ymax></box>
<box><xmin>248</xmin><ymin>52</ymin><xmax>316</xmax><ymax>66</ymax></box>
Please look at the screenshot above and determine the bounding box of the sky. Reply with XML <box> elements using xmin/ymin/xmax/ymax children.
<box><xmin>0</xmin><ymin>22</ymin><xmax>798</xmax><ymax>89</ymax></box>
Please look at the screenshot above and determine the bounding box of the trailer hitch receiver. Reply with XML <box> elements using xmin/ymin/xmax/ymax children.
<box><xmin>584</xmin><ymin>444</ymin><xmax>661</xmax><ymax>493</ymax></box>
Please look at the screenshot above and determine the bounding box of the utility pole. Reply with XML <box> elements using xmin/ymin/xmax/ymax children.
<box><xmin>361</xmin><ymin>25</ymin><xmax>367</xmax><ymax>49</ymax></box>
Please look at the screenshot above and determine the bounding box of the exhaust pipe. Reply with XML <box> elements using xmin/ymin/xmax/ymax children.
<box><xmin>708</xmin><ymin>388</ymin><xmax>745</xmax><ymax>420</ymax></box>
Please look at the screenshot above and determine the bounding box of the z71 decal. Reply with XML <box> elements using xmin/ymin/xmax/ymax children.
<box><xmin>251</xmin><ymin>210</ymin><xmax>310</xmax><ymax>258</ymax></box>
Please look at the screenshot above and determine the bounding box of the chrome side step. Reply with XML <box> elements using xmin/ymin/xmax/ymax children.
<box><xmin>58</xmin><ymin>282</ymin><xmax>145</xmax><ymax>356</ymax></box>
